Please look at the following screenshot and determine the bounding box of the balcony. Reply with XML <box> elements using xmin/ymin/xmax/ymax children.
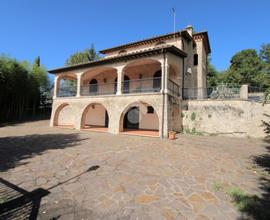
<box><xmin>56</xmin><ymin>77</ymin><xmax>180</xmax><ymax>98</ymax></box>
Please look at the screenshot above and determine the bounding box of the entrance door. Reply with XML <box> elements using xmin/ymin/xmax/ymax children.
<box><xmin>105</xmin><ymin>111</ymin><xmax>109</xmax><ymax>127</ymax></box>
<box><xmin>124</xmin><ymin>107</ymin><xmax>139</xmax><ymax>129</ymax></box>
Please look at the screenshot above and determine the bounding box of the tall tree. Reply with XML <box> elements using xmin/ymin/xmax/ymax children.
<box><xmin>225</xmin><ymin>49</ymin><xmax>266</xmax><ymax>87</ymax></box>
<box><xmin>65</xmin><ymin>44</ymin><xmax>100</xmax><ymax>66</ymax></box>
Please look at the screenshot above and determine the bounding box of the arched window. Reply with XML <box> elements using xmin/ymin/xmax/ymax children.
<box><xmin>153</xmin><ymin>70</ymin><xmax>161</xmax><ymax>91</ymax></box>
<box><xmin>194</xmin><ymin>54</ymin><xmax>198</xmax><ymax>66</ymax></box>
<box><xmin>89</xmin><ymin>79</ymin><xmax>98</xmax><ymax>94</ymax></box>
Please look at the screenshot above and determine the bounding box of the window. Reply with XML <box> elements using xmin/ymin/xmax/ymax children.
<box><xmin>194</xmin><ymin>54</ymin><xmax>198</xmax><ymax>66</ymax></box>
<box><xmin>147</xmin><ymin>106</ymin><xmax>154</xmax><ymax>114</ymax></box>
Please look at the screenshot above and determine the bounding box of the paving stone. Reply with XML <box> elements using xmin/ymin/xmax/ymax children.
<box><xmin>0</xmin><ymin>120</ymin><xmax>267</xmax><ymax>219</ymax></box>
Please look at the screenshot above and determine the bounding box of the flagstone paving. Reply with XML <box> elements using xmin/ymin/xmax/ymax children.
<box><xmin>0</xmin><ymin>120</ymin><xmax>268</xmax><ymax>220</ymax></box>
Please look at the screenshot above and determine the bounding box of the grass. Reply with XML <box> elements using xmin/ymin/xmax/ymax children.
<box><xmin>212</xmin><ymin>181</ymin><xmax>224</xmax><ymax>192</ymax></box>
<box><xmin>184</xmin><ymin>127</ymin><xmax>204</xmax><ymax>136</ymax></box>
<box><xmin>0</xmin><ymin>196</ymin><xmax>7</xmax><ymax>204</ymax></box>
<box><xmin>226</xmin><ymin>186</ymin><xmax>259</xmax><ymax>213</ymax></box>
<box><xmin>211</xmin><ymin>182</ymin><xmax>264</xmax><ymax>218</ymax></box>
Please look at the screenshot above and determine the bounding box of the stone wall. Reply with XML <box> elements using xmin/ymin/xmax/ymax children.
<box><xmin>182</xmin><ymin>100</ymin><xmax>270</xmax><ymax>138</ymax></box>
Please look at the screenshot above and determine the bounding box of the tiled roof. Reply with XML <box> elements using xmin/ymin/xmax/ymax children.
<box><xmin>48</xmin><ymin>45</ymin><xmax>187</xmax><ymax>74</ymax></box>
<box><xmin>99</xmin><ymin>30</ymin><xmax>193</xmax><ymax>54</ymax></box>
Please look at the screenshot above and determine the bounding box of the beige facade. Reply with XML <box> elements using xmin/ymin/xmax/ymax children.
<box><xmin>49</xmin><ymin>25</ymin><xmax>210</xmax><ymax>138</ymax></box>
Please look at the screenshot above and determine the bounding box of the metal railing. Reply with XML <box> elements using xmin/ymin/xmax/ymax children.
<box><xmin>168</xmin><ymin>80</ymin><xmax>180</xmax><ymax>97</ymax></box>
<box><xmin>248</xmin><ymin>86</ymin><xmax>267</xmax><ymax>101</ymax></box>
<box><xmin>183</xmin><ymin>85</ymin><xmax>241</xmax><ymax>100</ymax></box>
<box><xmin>58</xmin><ymin>86</ymin><xmax>76</xmax><ymax>97</ymax></box>
<box><xmin>81</xmin><ymin>82</ymin><xmax>116</xmax><ymax>96</ymax></box>
<box><xmin>121</xmin><ymin>77</ymin><xmax>161</xmax><ymax>94</ymax></box>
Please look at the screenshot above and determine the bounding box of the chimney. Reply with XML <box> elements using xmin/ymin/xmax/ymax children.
<box><xmin>186</xmin><ymin>25</ymin><xmax>193</xmax><ymax>36</ymax></box>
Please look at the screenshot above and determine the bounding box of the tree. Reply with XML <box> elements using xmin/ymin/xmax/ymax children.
<box><xmin>0</xmin><ymin>55</ymin><xmax>50</xmax><ymax>123</ymax></box>
<box><xmin>65</xmin><ymin>44</ymin><xmax>100</xmax><ymax>66</ymax></box>
<box><xmin>260</xmin><ymin>43</ymin><xmax>270</xmax><ymax>65</ymax></box>
<box><xmin>225</xmin><ymin>49</ymin><xmax>266</xmax><ymax>87</ymax></box>
<box><xmin>31</xmin><ymin>56</ymin><xmax>50</xmax><ymax>115</ymax></box>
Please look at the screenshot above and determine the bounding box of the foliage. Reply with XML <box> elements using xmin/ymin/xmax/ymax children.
<box><xmin>0</xmin><ymin>55</ymin><xmax>50</xmax><ymax>123</ymax></box>
<box><xmin>209</xmin><ymin>84</ymin><xmax>239</xmax><ymax>99</ymax></box>
<box><xmin>207</xmin><ymin>59</ymin><xmax>223</xmax><ymax>87</ymax></box>
<box><xmin>190</xmin><ymin>112</ymin><xmax>196</xmax><ymax>121</ymax></box>
<box><xmin>65</xmin><ymin>44</ymin><xmax>100</xmax><ymax>66</ymax></box>
<box><xmin>227</xmin><ymin>187</ymin><xmax>259</xmax><ymax>213</ymax></box>
<box><xmin>207</xmin><ymin>44</ymin><xmax>270</xmax><ymax>88</ymax></box>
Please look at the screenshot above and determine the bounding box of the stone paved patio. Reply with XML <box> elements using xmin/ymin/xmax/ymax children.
<box><xmin>0</xmin><ymin>120</ymin><xmax>268</xmax><ymax>220</ymax></box>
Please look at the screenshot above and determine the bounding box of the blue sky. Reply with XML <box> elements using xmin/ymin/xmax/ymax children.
<box><xmin>1</xmin><ymin>0</ymin><xmax>270</xmax><ymax>72</ymax></box>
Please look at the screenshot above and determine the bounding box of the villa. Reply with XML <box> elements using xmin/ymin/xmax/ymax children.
<box><xmin>49</xmin><ymin>25</ymin><xmax>210</xmax><ymax>138</ymax></box>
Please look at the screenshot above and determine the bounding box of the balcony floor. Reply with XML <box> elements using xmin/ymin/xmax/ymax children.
<box><xmin>82</xmin><ymin>125</ymin><xmax>108</xmax><ymax>133</ymax></box>
<box><xmin>121</xmin><ymin>129</ymin><xmax>159</xmax><ymax>138</ymax></box>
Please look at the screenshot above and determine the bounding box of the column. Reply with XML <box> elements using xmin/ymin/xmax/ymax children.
<box><xmin>76</xmin><ymin>73</ymin><xmax>82</xmax><ymax>97</ymax></box>
<box><xmin>240</xmin><ymin>84</ymin><xmax>248</xmax><ymax>100</ymax></box>
<box><xmin>116</xmin><ymin>66</ymin><xmax>124</xmax><ymax>95</ymax></box>
<box><xmin>161</xmin><ymin>62</ymin><xmax>169</xmax><ymax>94</ymax></box>
<box><xmin>53</xmin><ymin>75</ymin><xmax>60</xmax><ymax>99</ymax></box>
<box><xmin>161</xmin><ymin>59</ymin><xmax>170</xmax><ymax>138</ymax></box>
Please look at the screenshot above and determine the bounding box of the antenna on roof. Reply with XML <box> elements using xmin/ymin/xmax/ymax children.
<box><xmin>172</xmin><ymin>7</ymin><xmax>176</xmax><ymax>41</ymax></box>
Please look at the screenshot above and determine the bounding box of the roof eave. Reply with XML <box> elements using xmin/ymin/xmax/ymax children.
<box><xmin>48</xmin><ymin>46</ymin><xmax>187</xmax><ymax>74</ymax></box>
<box><xmin>99</xmin><ymin>30</ymin><xmax>192</xmax><ymax>54</ymax></box>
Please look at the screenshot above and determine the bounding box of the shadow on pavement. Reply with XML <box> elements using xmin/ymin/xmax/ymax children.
<box><xmin>236</xmin><ymin>139</ymin><xmax>270</xmax><ymax>220</ymax></box>
<box><xmin>0</xmin><ymin>178</ymin><xmax>49</xmax><ymax>220</ymax></box>
<box><xmin>0</xmin><ymin>133</ymin><xmax>87</xmax><ymax>172</ymax></box>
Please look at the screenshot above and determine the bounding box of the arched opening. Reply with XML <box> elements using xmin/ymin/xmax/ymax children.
<box><xmin>114</xmin><ymin>77</ymin><xmax>118</xmax><ymax>94</ymax></box>
<box><xmin>53</xmin><ymin>103</ymin><xmax>74</xmax><ymax>128</ymax></box>
<box><xmin>81</xmin><ymin>67</ymin><xmax>117</xmax><ymax>96</ymax></box>
<box><xmin>89</xmin><ymin>79</ymin><xmax>98</xmax><ymax>94</ymax></box>
<box><xmin>153</xmin><ymin>70</ymin><xmax>161</xmax><ymax>91</ymax></box>
<box><xmin>58</xmin><ymin>74</ymin><xmax>77</xmax><ymax>97</ymax></box>
<box><xmin>123</xmin><ymin>75</ymin><xmax>130</xmax><ymax>94</ymax></box>
<box><xmin>120</xmin><ymin>102</ymin><xmax>159</xmax><ymax>137</ymax></box>
<box><xmin>123</xmin><ymin>59</ymin><xmax>161</xmax><ymax>94</ymax></box>
<box><xmin>81</xmin><ymin>103</ymin><xmax>109</xmax><ymax>132</ymax></box>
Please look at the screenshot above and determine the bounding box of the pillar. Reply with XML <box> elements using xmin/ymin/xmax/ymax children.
<box><xmin>161</xmin><ymin>60</ymin><xmax>170</xmax><ymax>138</ymax></box>
<box><xmin>116</xmin><ymin>66</ymin><xmax>124</xmax><ymax>95</ymax></box>
<box><xmin>76</xmin><ymin>73</ymin><xmax>82</xmax><ymax>97</ymax></box>
<box><xmin>53</xmin><ymin>75</ymin><xmax>60</xmax><ymax>99</ymax></box>
<box><xmin>240</xmin><ymin>84</ymin><xmax>248</xmax><ymax>100</ymax></box>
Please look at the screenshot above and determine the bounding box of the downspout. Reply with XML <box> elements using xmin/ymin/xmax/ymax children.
<box><xmin>161</xmin><ymin>50</ymin><xmax>166</xmax><ymax>139</ymax></box>
<box><xmin>182</xmin><ymin>57</ymin><xmax>185</xmax><ymax>98</ymax></box>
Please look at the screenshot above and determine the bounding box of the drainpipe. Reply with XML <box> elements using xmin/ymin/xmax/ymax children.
<box><xmin>161</xmin><ymin>50</ymin><xmax>166</xmax><ymax>139</ymax></box>
<box><xmin>182</xmin><ymin>57</ymin><xmax>185</xmax><ymax>98</ymax></box>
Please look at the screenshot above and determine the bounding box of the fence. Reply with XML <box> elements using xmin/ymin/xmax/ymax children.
<box><xmin>248</xmin><ymin>86</ymin><xmax>267</xmax><ymax>102</ymax></box>
<box><xmin>183</xmin><ymin>85</ymin><xmax>241</xmax><ymax>100</ymax></box>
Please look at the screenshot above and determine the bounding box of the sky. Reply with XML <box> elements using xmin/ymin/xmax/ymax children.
<box><xmin>1</xmin><ymin>0</ymin><xmax>270</xmax><ymax>73</ymax></box>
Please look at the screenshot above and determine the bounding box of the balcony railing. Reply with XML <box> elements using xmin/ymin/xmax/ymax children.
<box><xmin>168</xmin><ymin>80</ymin><xmax>180</xmax><ymax>97</ymax></box>
<box><xmin>58</xmin><ymin>86</ymin><xmax>76</xmax><ymax>97</ymax></box>
<box><xmin>121</xmin><ymin>77</ymin><xmax>161</xmax><ymax>94</ymax></box>
<box><xmin>81</xmin><ymin>82</ymin><xmax>116</xmax><ymax>96</ymax></box>
<box><xmin>80</xmin><ymin>77</ymin><xmax>162</xmax><ymax>96</ymax></box>
<box><xmin>57</xmin><ymin>77</ymin><xmax>181</xmax><ymax>97</ymax></box>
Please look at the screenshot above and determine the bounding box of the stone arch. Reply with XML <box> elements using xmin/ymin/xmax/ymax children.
<box><xmin>81</xmin><ymin>102</ymin><xmax>110</xmax><ymax>130</ymax></box>
<box><xmin>119</xmin><ymin>101</ymin><xmax>160</xmax><ymax>135</ymax></box>
<box><xmin>53</xmin><ymin>103</ymin><xmax>74</xmax><ymax>128</ymax></box>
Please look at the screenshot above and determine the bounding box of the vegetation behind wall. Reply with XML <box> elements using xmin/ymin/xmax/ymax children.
<box><xmin>0</xmin><ymin>55</ymin><xmax>50</xmax><ymax>124</ymax></box>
